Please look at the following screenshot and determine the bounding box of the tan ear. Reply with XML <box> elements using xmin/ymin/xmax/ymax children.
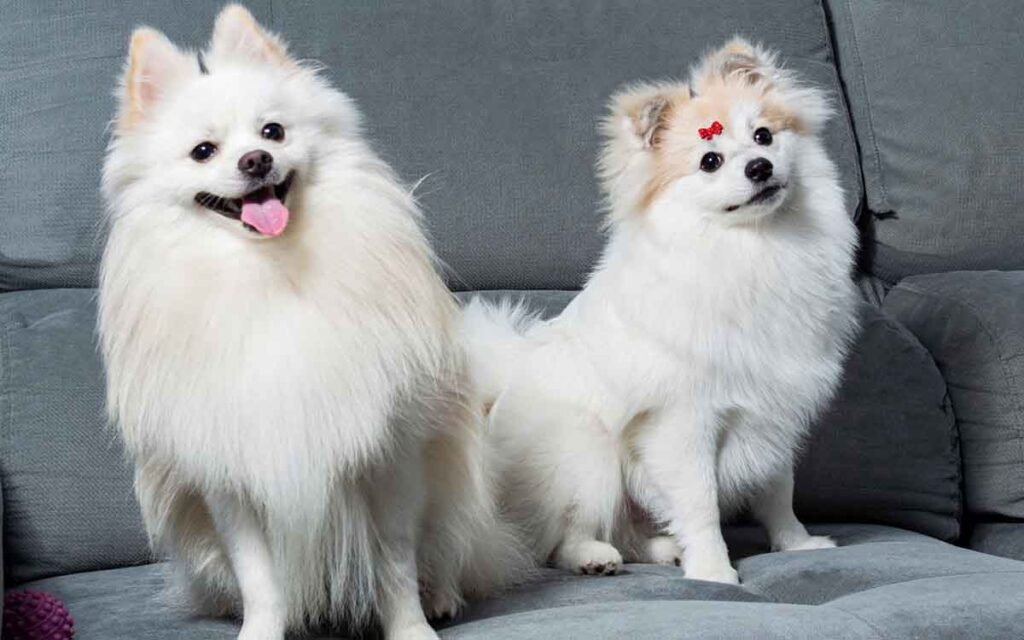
<box><xmin>120</xmin><ymin>27</ymin><xmax>191</xmax><ymax>129</ymax></box>
<box><xmin>691</xmin><ymin>37</ymin><xmax>777</xmax><ymax>93</ymax></box>
<box><xmin>209</xmin><ymin>4</ymin><xmax>293</xmax><ymax>67</ymax></box>
<box><xmin>612</xmin><ymin>83</ymin><xmax>689</xmax><ymax>149</ymax></box>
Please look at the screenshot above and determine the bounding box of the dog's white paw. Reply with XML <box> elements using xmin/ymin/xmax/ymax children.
<box><xmin>237</xmin><ymin>617</ymin><xmax>285</xmax><ymax>640</ymax></box>
<box><xmin>646</xmin><ymin>536</ymin><xmax>683</xmax><ymax>566</ymax></box>
<box><xmin>558</xmin><ymin>540</ymin><xmax>623</xmax><ymax>576</ymax></box>
<box><xmin>778</xmin><ymin>535</ymin><xmax>837</xmax><ymax>552</ymax></box>
<box><xmin>387</xmin><ymin>621</ymin><xmax>440</xmax><ymax>640</ymax></box>
<box><xmin>684</xmin><ymin>557</ymin><xmax>739</xmax><ymax>585</ymax></box>
<box><xmin>421</xmin><ymin>584</ymin><xmax>462</xmax><ymax>620</ymax></box>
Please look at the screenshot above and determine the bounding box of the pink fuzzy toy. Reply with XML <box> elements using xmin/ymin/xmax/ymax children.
<box><xmin>3</xmin><ymin>590</ymin><xmax>75</xmax><ymax>639</ymax></box>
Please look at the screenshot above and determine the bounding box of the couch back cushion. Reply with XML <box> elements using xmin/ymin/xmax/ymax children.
<box><xmin>1</xmin><ymin>0</ymin><xmax>860</xmax><ymax>291</ymax></box>
<box><xmin>794</xmin><ymin>300</ymin><xmax>960</xmax><ymax>540</ymax></box>
<box><xmin>826</xmin><ymin>1</ymin><xmax>1024</xmax><ymax>281</ymax></box>
<box><xmin>0</xmin><ymin>289</ymin><xmax>149</xmax><ymax>584</ymax></box>
<box><xmin>0</xmin><ymin>1</ymin><xmax>271</xmax><ymax>291</ymax></box>
<box><xmin>884</xmin><ymin>271</ymin><xmax>1024</xmax><ymax>522</ymax></box>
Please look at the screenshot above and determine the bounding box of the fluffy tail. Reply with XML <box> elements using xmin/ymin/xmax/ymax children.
<box><xmin>419</xmin><ymin>390</ymin><xmax>535</xmax><ymax>618</ymax></box>
<box><xmin>460</xmin><ymin>296</ymin><xmax>538</xmax><ymax>408</ymax></box>
<box><xmin>457</xmin><ymin>438</ymin><xmax>536</xmax><ymax>599</ymax></box>
<box><xmin>134</xmin><ymin>462</ymin><xmax>239</xmax><ymax>617</ymax></box>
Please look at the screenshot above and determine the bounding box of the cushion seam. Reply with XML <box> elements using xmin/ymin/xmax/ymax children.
<box><xmin>822</xmin><ymin>604</ymin><xmax>888</xmax><ymax>640</ymax></box>
<box><xmin>815</xmin><ymin>0</ymin><xmax>866</xmax><ymax>223</ymax></box>
<box><xmin>873</xmin><ymin>308</ymin><xmax>963</xmax><ymax>534</ymax></box>
<box><xmin>825</xmin><ymin>569</ymin><xmax>1024</xmax><ymax>605</ymax></box>
<box><xmin>841</xmin><ymin>0</ymin><xmax>891</xmax><ymax>210</ymax></box>
<box><xmin>437</xmin><ymin>600</ymin><xmax>885</xmax><ymax>636</ymax></box>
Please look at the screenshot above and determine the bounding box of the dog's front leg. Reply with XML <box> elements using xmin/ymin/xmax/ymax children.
<box><xmin>751</xmin><ymin>462</ymin><xmax>836</xmax><ymax>552</ymax></box>
<box><xmin>368</xmin><ymin>454</ymin><xmax>439</xmax><ymax>640</ymax></box>
<box><xmin>206</xmin><ymin>492</ymin><xmax>286</xmax><ymax>640</ymax></box>
<box><xmin>376</xmin><ymin>541</ymin><xmax>437</xmax><ymax>640</ymax></box>
<box><xmin>638</xmin><ymin>407</ymin><xmax>738</xmax><ymax>584</ymax></box>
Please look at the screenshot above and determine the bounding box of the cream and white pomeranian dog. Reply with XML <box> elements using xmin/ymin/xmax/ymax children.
<box><xmin>99</xmin><ymin>6</ymin><xmax>526</xmax><ymax>640</ymax></box>
<box><xmin>465</xmin><ymin>39</ymin><xmax>859</xmax><ymax>584</ymax></box>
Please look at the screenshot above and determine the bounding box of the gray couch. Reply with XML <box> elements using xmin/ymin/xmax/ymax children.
<box><xmin>2</xmin><ymin>1</ymin><xmax>1023</xmax><ymax>638</ymax></box>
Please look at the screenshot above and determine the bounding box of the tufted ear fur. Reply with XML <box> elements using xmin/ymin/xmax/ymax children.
<box><xmin>117</xmin><ymin>27</ymin><xmax>192</xmax><ymax>130</ymax></box>
<box><xmin>209</xmin><ymin>4</ymin><xmax>294</xmax><ymax>68</ymax></box>
<box><xmin>690</xmin><ymin>37</ymin><xmax>779</xmax><ymax>94</ymax></box>
<box><xmin>597</xmin><ymin>81</ymin><xmax>692</xmax><ymax>223</ymax></box>
<box><xmin>608</xmin><ymin>83</ymin><xmax>691</xmax><ymax>150</ymax></box>
<box><xmin>691</xmin><ymin>37</ymin><xmax>833</xmax><ymax>134</ymax></box>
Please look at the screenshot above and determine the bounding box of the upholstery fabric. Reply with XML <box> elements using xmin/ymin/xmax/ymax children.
<box><xmin>795</xmin><ymin>301</ymin><xmax>960</xmax><ymax>540</ymax></box>
<box><xmin>884</xmin><ymin>271</ymin><xmax>1024</xmax><ymax>521</ymax></box>
<box><xmin>443</xmin><ymin>602</ymin><xmax>875</xmax><ymax>640</ymax></box>
<box><xmin>734</xmin><ymin>524</ymin><xmax>1020</xmax><ymax>604</ymax></box>
<box><xmin>826</xmin><ymin>0</ymin><xmax>1024</xmax><ymax>280</ymax></box>
<box><xmin>970</xmin><ymin>523</ymin><xmax>1024</xmax><ymax>563</ymax></box>
<box><xmin>274</xmin><ymin>0</ymin><xmax>861</xmax><ymax>291</ymax></box>
<box><xmin>1</xmin><ymin>0</ymin><xmax>860</xmax><ymax>291</ymax></box>
<box><xmin>0</xmin><ymin>288</ymin><xmax>149</xmax><ymax>585</ymax></box>
<box><xmin>14</xmin><ymin>525</ymin><xmax>1024</xmax><ymax>639</ymax></box>
<box><xmin>824</xmin><ymin>573</ymin><xmax>1024</xmax><ymax>640</ymax></box>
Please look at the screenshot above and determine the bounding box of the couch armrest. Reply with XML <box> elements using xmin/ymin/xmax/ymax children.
<box><xmin>883</xmin><ymin>271</ymin><xmax>1024</xmax><ymax>523</ymax></box>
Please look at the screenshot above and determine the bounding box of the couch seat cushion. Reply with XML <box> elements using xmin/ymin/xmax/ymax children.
<box><xmin>444</xmin><ymin>601</ymin><xmax>877</xmax><ymax>640</ymax></box>
<box><xmin>14</xmin><ymin>525</ymin><xmax>1024</xmax><ymax>639</ymax></box>
<box><xmin>825</xmin><ymin>573</ymin><xmax>1024</xmax><ymax>640</ymax></box>
<box><xmin>735</xmin><ymin>524</ymin><xmax>1024</xmax><ymax>605</ymax></box>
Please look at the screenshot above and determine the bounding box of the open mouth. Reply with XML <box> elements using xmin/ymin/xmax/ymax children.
<box><xmin>725</xmin><ymin>183</ymin><xmax>786</xmax><ymax>212</ymax></box>
<box><xmin>194</xmin><ymin>170</ymin><xmax>295</xmax><ymax>236</ymax></box>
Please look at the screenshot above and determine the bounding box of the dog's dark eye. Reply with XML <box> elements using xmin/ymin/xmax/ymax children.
<box><xmin>261</xmin><ymin>122</ymin><xmax>285</xmax><ymax>142</ymax></box>
<box><xmin>700</xmin><ymin>152</ymin><xmax>723</xmax><ymax>173</ymax></box>
<box><xmin>189</xmin><ymin>142</ymin><xmax>217</xmax><ymax>162</ymax></box>
<box><xmin>753</xmin><ymin>127</ymin><xmax>773</xmax><ymax>146</ymax></box>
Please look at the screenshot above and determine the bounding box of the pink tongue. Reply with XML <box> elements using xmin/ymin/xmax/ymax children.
<box><xmin>241</xmin><ymin>197</ymin><xmax>290</xmax><ymax>236</ymax></box>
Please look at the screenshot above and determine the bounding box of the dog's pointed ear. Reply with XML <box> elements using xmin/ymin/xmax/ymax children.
<box><xmin>209</xmin><ymin>4</ymin><xmax>293</xmax><ymax>68</ymax></box>
<box><xmin>691</xmin><ymin>37</ymin><xmax>777</xmax><ymax>93</ymax></box>
<box><xmin>119</xmin><ymin>27</ymin><xmax>191</xmax><ymax>129</ymax></box>
<box><xmin>633</xmin><ymin>96</ymin><xmax>671</xmax><ymax>149</ymax></box>
<box><xmin>610</xmin><ymin>83</ymin><xmax>689</xmax><ymax>150</ymax></box>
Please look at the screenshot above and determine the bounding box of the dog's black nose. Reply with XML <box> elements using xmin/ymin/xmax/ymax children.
<box><xmin>238</xmin><ymin>150</ymin><xmax>273</xmax><ymax>178</ymax></box>
<box><xmin>745</xmin><ymin>157</ymin><xmax>773</xmax><ymax>183</ymax></box>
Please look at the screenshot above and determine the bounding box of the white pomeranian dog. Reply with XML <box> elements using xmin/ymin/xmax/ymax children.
<box><xmin>99</xmin><ymin>6</ymin><xmax>526</xmax><ymax>640</ymax></box>
<box><xmin>464</xmin><ymin>39</ymin><xmax>859</xmax><ymax>585</ymax></box>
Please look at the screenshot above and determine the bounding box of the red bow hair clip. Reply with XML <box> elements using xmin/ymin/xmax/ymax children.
<box><xmin>698</xmin><ymin>121</ymin><xmax>724</xmax><ymax>140</ymax></box>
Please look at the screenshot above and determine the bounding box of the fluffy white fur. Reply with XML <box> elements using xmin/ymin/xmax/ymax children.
<box><xmin>99</xmin><ymin>7</ymin><xmax>527</xmax><ymax>640</ymax></box>
<box><xmin>464</xmin><ymin>39</ymin><xmax>859</xmax><ymax>584</ymax></box>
